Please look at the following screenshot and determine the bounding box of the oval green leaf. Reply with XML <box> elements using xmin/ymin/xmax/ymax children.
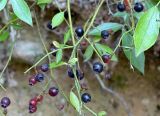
<box><xmin>134</xmin><ymin>6</ymin><xmax>159</xmax><ymax>56</ymax></box>
<box><xmin>88</xmin><ymin>23</ymin><xmax>123</xmax><ymax>36</ymax></box>
<box><xmin>122</xmin><ymin>33</ymin><xmax>145</xmax><ymax>74</ymax></box>
<box><xmin>0</xmin><ymin>0</ymin><xmax>7</xmax><ymax>11</ymax></box>
<box><xmin>56</xmin><ymin>49</ymin><xmax>63</xmax><ymax>63</ymax></box>
<box><xmin>70</xmin><ymin>91</ymin><xmax>80</xmax><ymax>112</ymax></box>
<box><xmin>0</xmin><ymin>31</ymin><xmax>9</xmax><ymax>42</ymax></box>
<box><xmin>84</xmin><ymin>45</ymin><xmax>94</xmax><ymax>62</ymax></box>
<box><xmin>37</xmin><ymin>0</ymin><xmax>52</xmax><ymax>4</ymax></box>
<box><xmin>64</xmin><ymin>29</ymin><xmax>71</xmax><ymax>44</ymax></box>
<box><xmin>10</xmin><ymin>0</ymin><xmax>32</xmax><ymax>26</ymax></box>
<box><xmin>52</xmin><ymin>12</ymin><xmax>64</xmax><ymax>28</ymax></box>
<box><xmin>98</xmin><ymin>111</ymin><xmax>107</xmax><ymax>116</ymax></box>
<box><xmin>95</xmin><ymin>43</ymin><xmax>118</xmax><ymax>61</ymax></box>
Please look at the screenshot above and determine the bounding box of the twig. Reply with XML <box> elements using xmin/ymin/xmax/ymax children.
<box><xmin>105</xmin><ymin>0</ymin><xmax>113</xmax><ymax>15</ymax></box>
<box><xmin>87</xmin><ymin>61</ymin><xmax>133</xmax><ymax>116</ymax></box>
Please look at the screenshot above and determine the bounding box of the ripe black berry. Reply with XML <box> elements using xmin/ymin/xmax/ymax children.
<box><xmin>1</xmin><ymin>97</ymin><xmax>11</xmax><ymax>108</ymax></box>
<box><xmin>29</xmin><ymin>76</ymin><xmax>37</xmax><ymax>86</ymax></box>
<box><xmin>41</xmin><ymin>64</ymin><xmax>49</xmax><ymax>72</ymax></box>
<box><xmin>117</xmin><ymin>2</ymin><xmax>126</xmax><ymax>12</ymax></box>
<box><xmin>93</xmin><ymin>62</ymin><xmax>103</xmax><ymax>73</ymax></box>
<box><xmin>101</xmin><ymin>30</ymin><xmax>109</xmax><ymax>39</ymax></box>
<box><xmin>35</xmin><ymin>73</ymin><xmax>44</xmax><ymax>82</ymax></box>
<box><xmin>76</xmin><ymin>70</ymin><xmax>84</xmax><ymax>80</ymax></box>
<box><xmin>75</xmin><ymin>26</ymin><xmax>84</xmax><ymax>37</ymax></box>
<box><xmin>81</xmin><ymin>93</ymin><xmax>91</xmax><ymax>103</ymax></box>
<box><xmin>29</xmin><ymin>105</ymin><xmax>37</xmax><ymax>113</ymax></box>
<box><xmin>49</xmin><ymin>87</ymin><xmax>59</xmax><ymax>97</ymax></box>
<box><xmin>134</xmin><ymin>2</ymin><xmax>144</xmax><ymax>12</ymax></box>
<box><xmin>50</xmin><ymin>47</ymin><xmax>57</xmax><ymax>56</ymax></box>
<box><xmin>102</xmin><ymin>54</ymin><xmax>111</xmax><ymax>63</ymax></box>
<box><xmin>47</xmin><ymin>21</ymin><xmax>55</xmax><ymax>30</ymax></box>
<box><xmin>67</xmin><ymin>68</ymin><xmax>74</xmax><ymax>78</ymax></box>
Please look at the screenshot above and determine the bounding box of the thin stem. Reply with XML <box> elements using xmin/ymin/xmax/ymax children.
<box><xmin>84</xmin><ymin>105</ymin><xmax>97</xmax><ymax>116</ymax></box>
<box><xmin>67</xmin><ymin>0</ymin><xmax>75</xmax><ymax>45</ymax></box>
<box><xmin>24</xmin><ymin>46</ymin><xmax>73</xmax><ymax>73</ymax></box>
<box><xmin>0</xmin><ymin>40</ymin><xmax>16</xmax><ymax>91</ymax></box>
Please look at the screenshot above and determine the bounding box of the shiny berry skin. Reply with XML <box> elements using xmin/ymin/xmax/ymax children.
<box><xmin>47</xmin><ymin>21</ymin><xmax>55</xmax><ymax>30</ymax></box>
<box><xmin>1</xmin><ymin>97</ymin><xmax>11</xmax><ymax>108</ymax></box>
<box><xmin>29</xmin><ymin>105</ymin><xmax>37</xmax><ymax>113</ymax></box>
<box><xmin>41</xmin><ymin>64</ymin><xmax>49</xmax><ymax>72</ymax></box>
<box><xmin>81</xmin><ymin>93</ymin><xmax>91</xmax><ymax>103</ymax></box>
<box><xmin>29</xmin><ymin>76</ymin><xmax>37</xmax><ymax>86</ymax></box>
<box><xmin>50</xmin><ymin>47</ymin><xmax>57</xmax><ymax>56</ymax></box>
<box><xmin>75</xmin><ymin>26</ymin><xmax>84</xmax><ymax>37</ymax></box>
<box><xmin>49</xmin><ymin>87</ymin><xmax>59</xmax><ymax>97</ymax></box>
<box><xmin>93</xmin><ymin>62</ymin><xmax>103</xmax><ymax>73</ymax></box>
<box><xmin>29</xmin><ymin>98</ymin><xmax>37</xmax><ymax>106</ymax></box>
<box><xmin>117</xmin><ymin>2</ymin><xmax>126</xmax><ymax>12</ymax></box>
<box><xmin>102</xmin><ymin>54</ymin><xmax>111</xmax><ymax>63</ymax></box>
<box><xmin>76</xmin><ymin>70</ymin><xmax>84</xmax><ymax>80</ymax></box>
<box><xmin>101</xmin><ymin>30</ymin><xmax>109</xmax><ymax>39</ymax></box>
<box><xmin>134</xmin><ymin>2</ymin><xmax>144</xmax><ymax>12</ymax></box>
<box><xmin>67</xmin><ymin>68</ymin><xmax>74</xmax><ymax>78</ymax></box>
<box><xmin>35</xmin><ymin>73</ymin><xmax>44</xmax><ymax>82</ymax></box>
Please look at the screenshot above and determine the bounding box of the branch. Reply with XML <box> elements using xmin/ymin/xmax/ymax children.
<box><xmin>87</xmin><ymin>61</ymin><xmax>133</xmax><ymax>116</ymax></box>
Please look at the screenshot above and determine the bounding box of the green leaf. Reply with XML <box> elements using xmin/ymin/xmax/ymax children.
<box><xmin>122</xmin><ymin>33</ymin><xmax>145</xmax><ymax>74</ymax></box>
<box><xmin>133</xmin><ymin>12</ymin><xmax>144</xmax><ymax>20</ymax></box>
<box><xmin>88</xmin><ymin>23</ymin><xmax>123</xmax><ymax>36</ymax></box>
<box><xmin>0</xmin><ymin>31</ymin><xmax>9</xmax><ymax>42</ymax></box>
<box><xmin>70</xmin><ymin>91</ymin><xmax>80</xmax><ymax>112</ymax></box>
<box><xmin>83</xmin><ymin>45</ymin><xmax>94</xmax><ymax>62</ymax></box>
<box><xmin>134</xmin><ymin>6</ymin><xmax>159</xmax><ymax>56</ymax></box>
<box><xmin>49</xmin><ymin>61</ymin><xmax>67</xmax><ymax>69</ymax></box>
<box><xmin>52</xmin><ymin>41</ymin><xmax>60</xmax><ymax>48</ymax></box>
<box><xmin>95</xmin><ymin>43</ymin><xmax>118</xmax><ymax>61</ymax></box>
<box><xmin>37</xmin><ymin>0</ymin><xmax>52</xmax><ymax>4</ymax></box>
<box><xmin>56</xmin><ymin>49</ymin><xmax>63</xmax><ymax>63</ymax></box>
<box><xmin>0</xmin><ymin>0</ymin><xmax>7</xmax><ymax>11</ymax></box>
<box><xmin>64</xmin><ymin>29</ymin><xmax>71</xmax><ymax>44</ymax></box>
<box><xmin>98</xmin><ymin>111</ymin><xmax>107</xmax><ymax>116</ymax></box>
<box><xmin>113</xmin><ymin>12</ymin><xmax>129</xmax><ymax>21</ymax></box>
<box><xmin>11</xmin><ymin>23</ymin><xmax>22</xmax><ymax>30</ymax></box>
<box><xmin>10</xmin><ymin>0</ymin><xmax>32</xmax><ymax>26</ymax></box>
<box><xmin>68</xmin><ymin>58</ymin><xmax>78</xmax><ymax>66</ymax></box>
<box><xmin>52</xmin><ymin>12</ymin><xmax>64</xmax><ymax>28</ymax></box>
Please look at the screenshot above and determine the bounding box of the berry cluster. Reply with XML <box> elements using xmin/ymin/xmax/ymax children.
<box><xmin>0</xmin><ymin>97</ymin><xmax>11</xmax><ymax>115</ymax></box>
<box><xmin>28</xmin><ymin>63</ymin><xmax>59</xmax><ymax>113</ymax></box>
<box><xmin>117</xmin><ymin>2</ymin><xmax>144</xmax><ymax>12</ymax></box>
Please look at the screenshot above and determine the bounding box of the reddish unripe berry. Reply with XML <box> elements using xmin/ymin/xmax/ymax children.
<box><xmin>36</xmin><ymin>95</ymin><xmax>43</xmax><ymax>103</ymax></box>
<box><xmin>102</xmin><ymin>54</ymin><xmax>111</xmax><ymax>64</ymax></box>
<box><xmin>29</xmin><ymin>76</ymin><xmax>37</xmax><ymax>86</ymax></box>
<box><xmin>29</xmin><ymin>98</ymin><xmax>37</xmax><ymax>106</ymax></box>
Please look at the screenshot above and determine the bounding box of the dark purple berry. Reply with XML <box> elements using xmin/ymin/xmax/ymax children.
<box><xmin>35</xmin><ymin>73</ymin><xmax>44</xmax><ymax>82</ymax></box>
<box><xmin>29</xmin><ymin>98</ymin><xmax>37</xmax><ymax>106</ymax></box>
<box><xmin>75</xmin><ymin>26</ymin><xmax>84</xmax><ymax>37</ymax></box>
<box><xmin>76</xmin><ymin>70</ymin><xmax>84</xmax><ymax>80</ymax></box>
<box><xmin>29</xmin><ymin>76</ymin><xmax>37</xmax><ymax>86</ymax></box>
<box><xmin>134</xmin><ymin>2</ymin><xmax>144</xmax><ymax>12</ymax></box>
<box><xmin>1</xmin><ymin>97</ymin><xmax>11</xmax><ymax>108</ymax></box>
<box><xmin>81</xmin><ymin>93</ymin><xmax>91</xmax><ymax>103</ymax></box>
<box><xmin>49</xmin><ymin>87</ymin><xmax>59</xmax><ymax>97</ymax></box>
<box><xmin>67</xmin><ymin>68</ymin><xmax>74</xmax><ymax>78</ymax></box>
<box><xmin>29</xmin><ymin>105</ymin><xmax>37</xmax><ymax>113</ymax></box>
<box><xmin>50</xmin><ymin>47</ymin><xmax>57</xmax><ymax>56</ymax></box>
<box><xmin>93</xmin><ymin>62</ymin><xmax>103</xmax><ymax>73</ymax></box>
<box><xmin>102</xmin><ymin>54</ymin><xmax>111</xmax><ymax>63</ymax></box>
<box><xmin>47</xmin><ymin>21</ymin><xmax>56</xmax><ymax>30</ymax></box>
<box><xmin>41</xmin><ymin>64</ymin><xmax>49</xmax><ymax>72</ymax></box>
<box><xmin>101</xmin><ymin>30</ymin><xmax>109</xmax><ymax>39</ymax></box>
<box><xmin>117</xmin><ymin>2</ymin><xmax>126</xmax><ymax>12</ymax></box>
